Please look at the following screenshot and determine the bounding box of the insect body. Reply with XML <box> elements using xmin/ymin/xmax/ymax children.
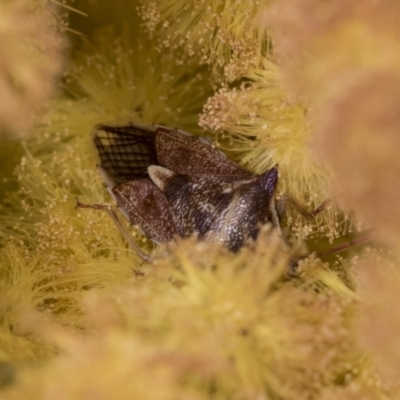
<box><xmin>93</xmin><ymin>123</ymin><xmax>281</xmax><ymax>252</ymax></box>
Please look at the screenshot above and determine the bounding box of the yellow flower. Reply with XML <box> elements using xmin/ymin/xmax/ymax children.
<box><xmin>138</xmin><ymin>0</ymin><xmax>268</xmax><ymax>81</ymax></box>
<box><xmin>0</xmin><ymin>0</ymin><xmax>67</xmax><ymax>138</ymax></box>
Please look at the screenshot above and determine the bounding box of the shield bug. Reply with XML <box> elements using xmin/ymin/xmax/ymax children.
<box><xmin>77</xmin><ymin>122</ymin><xmax>368</xmax><ymax>262</ymax></box>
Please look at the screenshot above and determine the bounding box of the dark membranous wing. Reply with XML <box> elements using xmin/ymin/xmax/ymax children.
<box><xmin>93</xmin><ymin>123</ymin><xmax>158</xmax><ymax>187</ymax></box>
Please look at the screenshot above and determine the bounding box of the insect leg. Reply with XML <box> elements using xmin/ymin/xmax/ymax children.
<box><xmin>288</xmin><ymin>231</ymin><xmax>372</xmax><ymax>275</ymax></box>
<box><xmin>279</xmin><ymin>195</ymin><xmax>331</xmax><ymax>219</ymax></box>
<box><xmin>314</xmin><ymin>231</ymin><xmax>372</xmax><ymax>258</ymax></box>
<box><xmin>75</xmin><ymin>198</ymin><xmax>150</xmax><ymax>262</ymax></box>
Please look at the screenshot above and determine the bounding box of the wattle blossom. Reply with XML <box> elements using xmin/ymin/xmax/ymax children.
<box><xmin>0</xmin><ymin>1</ymin><xmax>399</xmax><ymax>399</ymax></box>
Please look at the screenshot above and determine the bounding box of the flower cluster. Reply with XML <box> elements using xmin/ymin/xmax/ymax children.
<box><xmin>138</xmin><ymin>0</ymin><xmax>268</xmax><ymax>81</ymax></box>
<box><xmin>0</xmin><ymin>0</ymin><xmax>67</xmax><ymax>138</ymax></box>
<box><xmin>1</xmin><ymin>0</ymin><xmax>399</xmax><ymax>399</ymax></box>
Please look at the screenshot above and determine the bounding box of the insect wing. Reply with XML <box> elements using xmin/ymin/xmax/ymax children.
<box><xmin>155</xmin><ymin>127</ymin><xmax>254</xmax><ymax>179</ymax></box>
<box><xmin>111</xmin><ymin>179</ymin><xmax>178</xmax><ymax>243</ymax></box>
<box><xmin>93</xmin><ymin>123</ymin><xmax>158</xmax><ymax>186</ymax></box>
<box><xmin>93</xmin><ymin>123</ymin><xmax>254</xmax><ymax>186</ymax></box>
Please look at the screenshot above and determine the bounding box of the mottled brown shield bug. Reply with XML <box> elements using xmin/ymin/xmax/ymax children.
<box><xmin>77</xmin><ymin>122</ymin><xmax>369</xmax><ymax>262</ymax></box>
